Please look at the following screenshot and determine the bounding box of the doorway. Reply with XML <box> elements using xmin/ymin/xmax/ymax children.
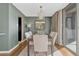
<box><xmin>18</xmin><ymin>17</ymin><xmax>22</xmax><ymax>41</ymax></box>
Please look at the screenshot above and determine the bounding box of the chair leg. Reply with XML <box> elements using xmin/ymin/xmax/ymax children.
<box><xmin>51</xmin><ymin>45</ymin><xmax>53</xmax><ymax>56</ymax></box>
<box><xmin>45</xmin><ymin>52</ymin><xmax>48</xmax><ymax>56</ymax></box>
<box><xmin>34</xmin><ymin>52</ymin><xmax>37</xmax><ymax>56</ymax></box>
<box><xmin>34</xmin><ymin>52</ymin><xmax>36</xmax><ymax>56</ymax></box>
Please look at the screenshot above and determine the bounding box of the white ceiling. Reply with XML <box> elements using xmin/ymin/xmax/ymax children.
<box><xmin>13</xmin><ymin>3</ymin><xmax>68</xmax><ymax>17</ymax></box>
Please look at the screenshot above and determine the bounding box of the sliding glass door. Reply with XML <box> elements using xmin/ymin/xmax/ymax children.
<box><xmin>62</xmin><ymin>4</ymin><xmax>77</xmax><ymax>54</ymax></box>
<box><xmin>66</xmin><ymin>13</ymin><xmax>76</xmax><ymax>53</ymax></box>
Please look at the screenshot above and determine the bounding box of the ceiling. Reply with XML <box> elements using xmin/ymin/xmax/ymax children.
<box><xmin>13</xmin><ymin>3</ymin><xmax>68</xmax><ymax>17</ymax></box>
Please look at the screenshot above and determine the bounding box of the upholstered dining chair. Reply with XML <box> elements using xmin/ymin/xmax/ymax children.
<box><xmin>52</xmin><ymin>32</ymin><xmax>57</xmax><ymax>46</ymax></box>
<box><xmin>33</xmin><ymin>35</ymin><xmax>48</xmax><ymax>56</ymax></box>
<box><xmin>49</xmin><ymin>32</ymin><xmax>58</xmax><ymax>55</ymax></box>
<box><xmin>25</xmin><ymin>31</ymin><xmax>33</xmax><ymax>56</ymax></box>
<box><xmin>49</xmin><ymin>32</ymin><xmax>58</xmax><ymax>46</ymax></box>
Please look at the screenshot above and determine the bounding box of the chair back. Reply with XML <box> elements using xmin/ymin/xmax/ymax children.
<box><xmin>50</xmin><ymin>32</ymin><xmax>58</xmax><ymax>46</ymax></box>
<box><xmin>52</xmin><ymin>32</ymin><xmax>58</xmax><ymax>46</ymax></box>
<box><xmin>33</xmin><ymin>35</ymin><xmax>48</xmax><ymax>52</ymax></box>
<box><xmin>50</xmin><ymin>32</ymin><xmax>54</xmax><ymax>37</ymax></box>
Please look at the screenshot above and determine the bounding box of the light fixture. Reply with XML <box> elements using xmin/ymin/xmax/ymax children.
<box><xmin>38</xmin><ymin>5</ymin><xmax>45</xmax><ymax>20</ymax></box>
<box><xmin>35</xmin><ymin>5</ymin><xmax>45</xmax><ymax>34</ymax></box>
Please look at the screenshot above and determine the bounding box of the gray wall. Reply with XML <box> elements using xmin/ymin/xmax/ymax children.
<box><xmin>76</xmin><ymin>3</ymin><xmax>79</xmax><ymax>55</ymax></box>
<box><xmin>0</xmin><ymin>3</ymin><xmax>9</xmax><ymax>51</ymax></box>
<box><xmin>0</xmin><ymin>3</ymin><xmax>25</xmax><ymax>51</ymax></box>
<box><xmin>0</xmin><ymin>3</ymin><xmax>51</xmax><ymax>51</ymax></box>
<box><xmin>8</xmin><ymin>4</ymin><xmax>25</xmax><ymax>49</ymax></box>
<box><xmin>24</xmin><ymin>17</ymin><xmax>51</xmax><ymax>35</ymax></box>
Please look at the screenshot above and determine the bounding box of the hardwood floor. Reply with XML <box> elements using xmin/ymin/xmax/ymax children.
<box><xmin>55</xmin><ymin>44</ymin><xmax>75</xmax><ymax>56</ymax></box>
<box><xmin>0</xmin><ymin>40</ymin><xmax>27</xmax><ymax>56</ymax></box>
<box><xmin>11</xmin><ymin>40</ymin><xmax>27</xmax><ymax>56</ymax></box>
<box><xmin>18</xmin><ymin>44</ymin><xmax>75</xmax><ymax>56</ymax></box>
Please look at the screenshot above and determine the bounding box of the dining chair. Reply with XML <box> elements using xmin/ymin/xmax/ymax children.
<box><xmin>33</xmin><ymin>35</ymin><xmax>48</xmax><ymax>56</ymax></box>
<box><xmin>25</xmin><ymin>31</ymin><xmax>33</xmax><ymax>56</ymax></box>
<box><xmin>50</xmin><ymin>32</ymin><xmax>58</xmax><ymax>55</ymax></box>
